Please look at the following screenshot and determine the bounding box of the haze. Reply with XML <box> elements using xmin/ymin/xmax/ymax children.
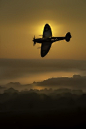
<box><xmin>0</xmin><ymin>59</ymin><xmax>86</xmax><ymax>88</ymax></box>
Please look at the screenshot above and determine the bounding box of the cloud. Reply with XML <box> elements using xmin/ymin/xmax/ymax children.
<box><xmin>0</xmin><ymin>59</ymin><xmax>86</xmax><ymax>84</ymax></box>
<box><xmin>36</xmin><ymin>75</ymin><xmax>86</xmax><ymax>91</ymax></box>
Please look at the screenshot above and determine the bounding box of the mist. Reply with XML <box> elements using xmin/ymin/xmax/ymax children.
<box><xmin>1</xmin><ymin>59</ymin><xmax>86</xmax><ymax>128</ymax></box>
<box><xmin>0</xmin><ymin>59</ymin><xmax>86</xmax><ymax>85</ymax></box>
<box><xmin>0</xmin><ymin>59</ymin><xmax>86</xmax><ymax>92</ymax></box>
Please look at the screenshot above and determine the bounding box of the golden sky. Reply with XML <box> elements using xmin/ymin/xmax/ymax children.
<box><xmin>0</xmin><ymin>0</ymin><xmax>86</xmax><ymax>60</ymax></box>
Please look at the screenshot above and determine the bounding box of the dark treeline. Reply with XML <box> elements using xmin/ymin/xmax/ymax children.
<box><xmin>0</xmin><ymin>87</ymin><xmax>86</xmax><ymax>111</ymax></box>
<box><xmin>1</xmin><ymin>74</ymin><xmax>86</xmax><ymax>128</ymax></box>
<box><xmin>0</xmin><ymin>88</ymin><xmax>86</xmax><ymax>128</ymax></box>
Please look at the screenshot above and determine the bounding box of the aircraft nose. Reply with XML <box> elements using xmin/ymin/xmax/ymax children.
<box><xmin>45</xmin><ymin>24</ymin><xmax>50</xmax><ymax>28</ymax></box>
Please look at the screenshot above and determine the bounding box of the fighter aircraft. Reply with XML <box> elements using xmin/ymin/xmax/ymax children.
<box><xmin>33</xmin><ymin>23</ymin><xmax>72</xmax><ymax>57</ymax></box>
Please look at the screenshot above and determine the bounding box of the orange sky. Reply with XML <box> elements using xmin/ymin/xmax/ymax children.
<box><xmin>0</xmin><ymin>0</ymin><xmax>86</xmax><ymax>60</ymax></box>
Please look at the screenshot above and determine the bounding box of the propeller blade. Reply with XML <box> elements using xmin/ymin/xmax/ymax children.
<box><xmin>33</xmin><ymin>35</ymin><xmax>36</xmax><ymax>46</ymax></box>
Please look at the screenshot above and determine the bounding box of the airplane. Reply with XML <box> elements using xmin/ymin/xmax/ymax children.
<box><xmin>32</xmin><ymin>23</ymin><xmax>72</xmax><ymax>57</ymax></box>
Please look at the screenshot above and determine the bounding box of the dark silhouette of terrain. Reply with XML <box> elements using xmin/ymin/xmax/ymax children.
<box><xmin>0</xmin><ymin>74</ymin><xmax>86</xmax><ymax>128</ymax></box>
<box><xmin>0</xmin><ymin>88</ymin><xmax>86</xmax><ymax>128</ymax></box>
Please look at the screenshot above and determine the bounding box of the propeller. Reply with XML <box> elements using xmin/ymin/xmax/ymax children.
<box><xmin>33</xmin><ymin>35</ymin><xmax>36</xmax><ymax>46</ymax></box>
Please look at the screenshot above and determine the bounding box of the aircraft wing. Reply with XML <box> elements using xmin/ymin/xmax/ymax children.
<box><xmin>41</xmin><ymin>42</ymin><xmax>51</xmax><ymax>57</ymax></box>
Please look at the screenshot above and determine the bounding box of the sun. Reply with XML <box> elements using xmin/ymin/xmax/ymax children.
<box><xmin>33</xmin><ymin>20</ymin><xmax>61</xmax><ymax>37</ymax></box>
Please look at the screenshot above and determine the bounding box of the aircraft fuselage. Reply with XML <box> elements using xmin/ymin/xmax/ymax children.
<box><xmin>33</xmin><ymin>23</ymin><xmax>71</xmax><ymax>57</ymax></box>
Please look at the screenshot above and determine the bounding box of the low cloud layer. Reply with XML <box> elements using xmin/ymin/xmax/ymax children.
<box><xmin>1</xmin><ymin>74</ymin><xmax>86</xmax><ymax>92</ymax></box>
<box><xmin>36</xmin><ymin>75</ymin><xmax>86</xmax><ymax>91</ymax></box>
<box><xmin>0</xmin><ymin>59</ymin><xmax>86</xmax><ymax>82</ymax></box>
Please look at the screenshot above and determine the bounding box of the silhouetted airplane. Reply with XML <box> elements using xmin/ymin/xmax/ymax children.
<box><xmin>33</xmin><ymin>24</ymin><xmax>72</xmax><ymax>57</ymax></box>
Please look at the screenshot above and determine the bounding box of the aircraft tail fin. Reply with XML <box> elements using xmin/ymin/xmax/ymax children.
<box><xmin>33</xmin><ymin>36</ymin><xmax>36</xmax><ymax>46</ymax></box>
<box><xmin>65</xmin><ymin>32</ymin><xmax>71</xmax><ymax>42</ymax></box>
